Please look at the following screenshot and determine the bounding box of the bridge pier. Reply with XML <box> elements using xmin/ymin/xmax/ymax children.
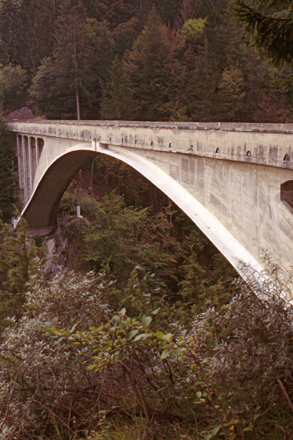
<box><xmin>16</xmin><ymin>134</ymin><xmax>44</xmax><ymax>205</ymax></box>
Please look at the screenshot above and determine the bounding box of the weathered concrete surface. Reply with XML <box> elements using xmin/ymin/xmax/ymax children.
<box><xmin>7</xmin><ymin>120</ymin><xmax>293</xmax><ymax>286</ymax></box>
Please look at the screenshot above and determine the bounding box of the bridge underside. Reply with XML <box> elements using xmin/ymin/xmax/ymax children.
<box><xmin>23</xmin><ymin>150</ymin><xmax>97</xmax><ymax>235</ymax></box>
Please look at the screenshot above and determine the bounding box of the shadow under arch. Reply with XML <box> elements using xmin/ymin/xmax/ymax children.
<box><xmin>21</xmin><ymin>145</ymin><xmax>264</xmax><ymax>279</ymax></box>
<box><xmin>281</xmin><ymin>180</ymin><xmax>293</xmax><ymax>211</ymax></box>
<box><xmin>22</xmin><ymin>149</ymin><xmax>98</xmax><ymax>235</ymax></box>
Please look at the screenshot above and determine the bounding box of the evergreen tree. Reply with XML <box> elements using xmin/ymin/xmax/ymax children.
<box><xmin>219</xmin><ymin>65</ymin><xmax>246</xmax><ymax>121</ymax></box>
<box><xmin>0</xmin><ymin>120</ymin><xmax>17</xmax><ymax>222</ymax></box>
<box><xmin>183</xmin><ymin>37</ymin><xmax>220</xmax><ymax>121</ymax></box>
<box><xmin>0</xmin><ymin>64</ymin><xmax>28</xmax><ymax>112</ymax></box>
<box><xmin>89</xmin><ymin>20</ymin><xmax>115</xmax><ymax>84</ymax></box>
<box><xmin>113</xmin><ymin>17</ymin><xmax>143</xmax><ymax>59</ymax></box>
<box><xmin>101</xmin><ymin>56</ymin><xmax>134</xmax><ymax>120</ymax></box>
<box><xmin>0</xmin><ymin>0</ymin><xmax>58</xmax><ymax>72</ymax></box>
<box><xmin>52</xmin><ymin>0</ymin><xmax>95</xmax><ymax>119</ymax></box>
<box><xmin>80</xmin><ymin>0</ymin><xmax>96</xmax><ymax>17</ymax></box>
<box><xmin>94</xmin><ymin>0</ymin><xmax>141</xmax><ymax>29</ymax></box>
<box><xmin>18</xmin><ymin>0</ymin><xmax>57</xmax><ymax>71</ymax></box>
<box><xmin>152</xmin><ymin>0</ymin><xmax>181</xmax><ymax>25</ymax></box>
<box><xmin>0</xmin><ymin>0</ymin><xmax>22</xmax><ymax>66</ymax></box>
<box><xmin>125</xmin><ymin>8</ymin><xmax>186</xmax><ymax>121</ymax></box>
<box><xmin>29</xmin><ymin>56</ymin><xmax>75</xmax><ymax>118</ymax></box>
<box><xmin>233</xmin><ymin>0</ymin><xmax>293</xmax><ymax>68</ymax></box>
<box><xmin>174</xmin><ymin>0</ymin><xmax>227</xmax><ymax>28</ymax></box>
<box><xmin>86</xmin><ymin>20</ymin><xmax>115</xmax><ymax>118</ymax></box>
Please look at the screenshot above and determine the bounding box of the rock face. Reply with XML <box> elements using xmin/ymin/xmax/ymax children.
<box><xmin>3</xmin><ymin>107</ymin><xmax>35</xmax><ymax>122</ymax></box>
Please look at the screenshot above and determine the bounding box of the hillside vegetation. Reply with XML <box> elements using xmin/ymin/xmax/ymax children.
<box><xmin>0</xmin><ymin>155</ymin><xmax>293</xmax><ymax>439</ymax></box>
<box><xmin>0</xmin><ymin>0</ymin><xmax>292</xmax><ymax>122</ymax></box>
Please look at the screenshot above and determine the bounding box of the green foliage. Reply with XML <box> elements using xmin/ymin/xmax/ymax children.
<box><xmin>60</xmin><ymin>189</ymin><xmax>184</xmax><ymax>291</ymax></box>
<box><xmin>57</xmin><ymin>160</ymin><xmax>237</xmax><ymax>316</ymax></box>
<box><xmin>0</xmin><ymin>161</ymin><xmax>291</xmax><ymax>439</ymax></box>
<box><xmin>113</xmin><ymin>16</ymin><xmax>143</xmax><ymax>59</ymax></box>
<box><xmin>94</xmin><ymin>0</ymin><xmax>142</xmax><ymax>29</ymax></box>
<box><xmin>0</xmin><ymin>0</ymin><xmax>291</xmax><ymax>121</ymax></box>
<box><xmin>0</xmin><ymin>266</ymin><xmax>112</xmax><ymax>439</ymax></box>
<box><xmin>0</xmin><ymin>219</ymin><xmax>45</xmax><ymax>332</ymax></box>
<box><xmin>101</xmin><ymin>56</ymin><xmax>134</xmax><ymax>120</ymax></box>
<box><xmin>48</xmin><ymin>266</ymin><xmax>293</xmax><ymax>440</ymax></box>
<box><xmin>125</xmin><ymin>8</ymin><xmax>187</xmax><ymax>121</ymax></box>
<box><xmin>29</xmin><ymin>0</ymin><xmax>96</xmax><ymax>119</ymax></box>
<box><xmin>180</xmin><ymin>17</ymin><xmax>207</xmax><ymax>45</ymax></box>
<box><xmin>0</xmin><ymin>0</ymin><xmax>57</xmax><ymax>71</ymax></box>
<box><xmin>219</xmin><ymin>65</ymin><xmax>246</xmax><ymax>121</ymax></box>
<box><xmin>0</xmin><ymin>64</ymin><xmax>28</xmax><ymax>112</ymax></box>
<box><xmin>86</xmin><ymin>155</ymin><xmax>165</xmax><ymax>210</ymax></box>
<box><xmin>29</xmin><ymin>56</ymin><xmax>69</xmax><ymax>119</ymax></box>
<box><xmin>182</xmin><ymin>36</ymin><xmax>220</xmax><ymax>121</ymax></box>
<box><xmin>0</xmin><ymin>0</ymin><xmax>22</xmax><ymax>66</ymax></box>
<box><xmin>233</xmin><ymin>0</ymin><xmax>293</xmax><ymax>68</ymax></box>
<box><xmin>52</xmin><ymin>0</ymin><xmax>95</xmax><ymax>120</ymax></box>
<box><xmin>2</xmin><ymin>2</ymin><xmax>293</xmax><ymax>437</ymax></box>
<box><xmin>0</xmin><ymin>120</ymin><xmax>17</xmax><ymax>221</ymax></box>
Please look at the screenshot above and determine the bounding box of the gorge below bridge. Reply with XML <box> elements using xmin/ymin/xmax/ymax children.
<box><xmin>7</xmin><ymin>120</ymin><xmax>293</xmax><ymax>286</ymax></box>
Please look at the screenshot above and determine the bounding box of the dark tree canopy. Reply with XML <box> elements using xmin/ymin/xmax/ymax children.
<box><xmin>233</xmin><ymin>0</ymin><xmax>293</xmax><ymax>67</ymax></box>
<box><xmin>0</xmin><ymin>120</ymin><xmax>17</xmax><ymax>221</ymax></box>
<box><xmin>0</xmin><ymin>0</ymin><xmax>292</xmax><ymax>122</ymax></box>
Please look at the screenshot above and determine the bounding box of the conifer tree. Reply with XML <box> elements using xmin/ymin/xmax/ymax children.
<box><xmin>0</xmin><ymin>64</ymin><xmax>28</xmax><ymax>112</ymax></box>
<box><xmin>233</xmin><ymin>0</ymin><xmax>293</xmax><ymax>68</ymax></box>
<box><xmin>86</xmin><ymin>20</ymin><xmax>115</xmax><ymax>118</ymax></box>
<box><xmin>94</xmin><ymin>0</ymin><xmax>141</xmax><ymax>28</ymax></box>
<box><xmin>219</xmin><ymin>65</ymin><xmax>246</xmax><ymax>121</ymax></box>
<box><xmin>183</xmin><ymin>37</ymin><xmax>220</xmax><ymax>121</ymax></box>
<box><xmin>52</xmin><ymin>0</ymin><xmax>94</xmax><ymax>119</ymax></box>
<box><xmin>125</xmin><ymin>8</ymin><xmax>186</xmax><ymax>121</ymax></box>
<box><xmin>152</xmin><ymin>0</ymin><xmax>180</xmax><ymax>25</ymax></box>
<box><xmin>101</xmin><ymin>56</ymin><xmax>134</xmax><ymax>120</ymax></box>
<box><xmin>0</xmin><ymin>0</ymin><xmax>22</xmax><ymax>66</ymax></box>
<box><xmin>29</xmin><ymin>56</ymin><xmax>69</xmax><ymax>119</ymax></box>
<box><xmin>0</xmin><ymin>120</ymin><xmax>17</xmax><ymax>222</ymax></box>
<box><xmin>18</xmin><ymin>0</ymin><xmax>57</xmax><ymax>71</ymax></box>
<box><xmin>113</xmin><ymin>17</ymin><xmax>143</xmax><ymax>59</ymax></box>
<box><xmin>0</xmin><ymin>0</ymin><xmax>58</xmax><ymax>71</ymax></box>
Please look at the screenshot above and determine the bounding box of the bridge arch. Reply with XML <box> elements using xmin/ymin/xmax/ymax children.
<box><xmin>22</xmin><ymin>143</ymin><xmax>264</xmax><ymax>280</ymax></box>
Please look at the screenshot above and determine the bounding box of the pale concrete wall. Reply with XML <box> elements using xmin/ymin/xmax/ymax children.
<box><xmin>132</xmin><ymin>148</ymin><xmax>293</xmax><ymax>275</ymax></box>
<box><xmin>8</xmin><ymin>120</ymin><xmax>293</xmax><ymax>169</ymax></box>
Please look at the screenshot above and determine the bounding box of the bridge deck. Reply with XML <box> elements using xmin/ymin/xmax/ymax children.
<box><xmin>8</xmin><ymin>120</ymin><xmax>293</xmax><ymax>171</ymax></box>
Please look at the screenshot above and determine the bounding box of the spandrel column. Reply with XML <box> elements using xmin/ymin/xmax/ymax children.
<box><xmin>30</xmin><ymin>137</ymin><xmax>37</xmax><ymax>189</ymax></box>
<box><xmin>16</xmin><ymin>135</ymin><xmax>25</xmax><ymax>203</ymax></box>
<box><xmin>23</xmin><ymin>136</ymin><xmax>30</xmax><ymax>204</ymax></box>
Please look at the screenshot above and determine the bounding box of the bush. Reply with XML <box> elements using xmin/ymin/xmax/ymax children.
<box><xmin>1</xmin><ymin>260</ymin><xmax>293</xmax><ymax>439</ymax></box>
<box><xmin>0</xmin><ymin>265</ymin><xmax>112</xmax><ymax>440</ymax></box>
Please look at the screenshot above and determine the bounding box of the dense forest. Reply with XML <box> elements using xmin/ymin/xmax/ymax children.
<box><xmin>0</xmin><ymin>0</ymin><xmax>292</xmax><ymax>122</ymax></box>
<box><xmin>1</xmin><ymin>0</ymin><xmax>293</xmax><ymax>439</ymax></box>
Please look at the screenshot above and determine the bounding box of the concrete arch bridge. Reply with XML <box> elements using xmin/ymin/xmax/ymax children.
<box><xmin>7</xmin><ymin>120</ymin><xmax>293</xmax><ymax>285</ymax></box>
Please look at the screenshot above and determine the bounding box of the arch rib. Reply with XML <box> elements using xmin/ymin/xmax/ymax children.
<box><xmin>98</xmin><ymin>145</ymin><xmax>265</xmax><ymax>280</ymax></box>
<box><xmin>20</xmin><ymin>143</ymin><xmax>265</xmax><ymax>281</ymax></box>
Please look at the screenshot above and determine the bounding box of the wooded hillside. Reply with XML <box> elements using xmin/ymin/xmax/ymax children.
<box><xmin>0</xmin><ymin>0</ymin><xmax>292</xmax><ymax>122</ymax></box>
